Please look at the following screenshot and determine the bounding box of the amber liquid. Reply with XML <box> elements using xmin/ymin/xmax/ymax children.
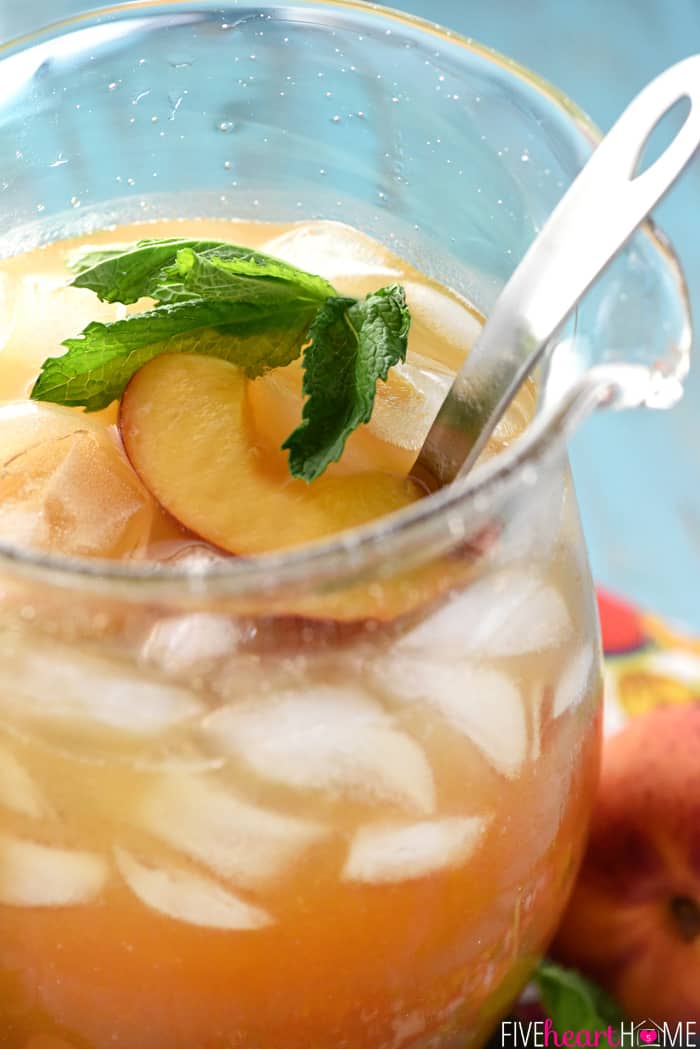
<box><xmin>0</xmin><ymin>218</ymin><xmax>601</xmax><ymax>1049</ymax></box>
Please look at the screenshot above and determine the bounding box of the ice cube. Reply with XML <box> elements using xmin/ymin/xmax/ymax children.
<box><xmin>0</xmin><ymin>834</ymin><xmax>107</xmax><ymax>906</ymax></box>
<box><xmin>0</xmin><ymin>401</ymin><xmax>93</xmax><ymax>462</ymax></box>
<box><xmin>396</xmin><ymin>570</ymin><xmax>572</xmax><ymax>658</ymax></box>
<box><xmin>137</xmin><ymin>774</ymin><xmax>327</xmax><ymax>888</ymax></box>
<box><xmin>0</xmin><ymin>404</ymin><xmax>154</xmax><ymax>559</ymax></box>
<box><xmin>369</xmin><ymin>357</ymin><xmax>452</xmax><ymax>452</ymax></box>
<box><xmin>378</xmin><ymin>659</ymin><xmax>527</xmax><ymax>779</ymax></box>
<box><xmin>114</xmin><ymin>846</ymin><xmax>273</xmax><ymax>930</ymax></box>
<box><xmin>1</xmin><ymin>271</ymin><xmax>126</xmax><ymax>393</ymax></box>
<box><xmin>343</xmin><ymin>816</ymin><xmax>488</xmax><ymax>883</ymax></box>
<box><xmin>552</xmin><ymin>645</ymin><xmax>596</xmax><ymax>718</ymax></box>
<box><xmin>491</xmin><ymin>470</ymin><xmax>567</xmax><ymax>563</ymax></box>
<box><xmin>142</xmin><ymin>613</ymin><xmax>240</xmax><ymax>674</ymax></box>
<box><xmin>261</xmin><ymin>220</ymin><xmax>402</xmax><ymax>292</ymax></box>
<box><xmin>0</xmin><ymin>636</ymin><xmax>204</xmax><ymax>736</ymax></box>
<box><xmin>0</xmin><ymin>744</ymin><xmax>46</xmax><ymax>819</ymax></box>
<box><xmin>403</xmin><ymin>281</ymin><xmax>482</xmax><ymax>352</ymax></box>
<box><xmin>200</xmin><ymin>686</ymin><xmax>435</xmax><ymax>814</ymax></box>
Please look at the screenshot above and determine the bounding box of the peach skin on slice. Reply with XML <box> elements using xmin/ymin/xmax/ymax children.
<box><xmin>119</xmin><ymin>354</ymin><xmax>422</xmax><ymax>558</ymax></box>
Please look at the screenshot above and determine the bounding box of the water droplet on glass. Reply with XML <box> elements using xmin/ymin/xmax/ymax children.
<box><xmin>127</xmin><ymin>177</ymin><xmax>136</xmax><ymax>187</ymax></box>
<box><xmin>49</xmin><ymin>154</ymin><xmax>68</xmax><ymax>168</ymax></box>
<box><xmin>36</xmin><ymin>203</ymin><xmax>45</xmax><ymax>213</ymax></box>
<box><xmin>331</xmin><ymin>115</ymin><xmax>341</xmax><ymax>124</ymax></box>
<box><xmin>107</xmin><ymin>81</ymin><xmax>119</xmax><ymax>91</ymax></box>
<box><xmin>324</xmin><ymin>91</ymin><xmax>333</xmax><ymax>98</ymax></box>
<box><xmin>521</xmin><ymin>151</ymin><xmax>530</xmax><ymax>162</ymax></box>
<box><xmin>151</xmin><ymin>115</ymin><xmax>159</xmax><ymax>124</ymax></box>
<box><xmin>70</xmin><ymin>196</ymin><xmax>81</xmax><ymax>209</ymax></box>
<box><xmin>218</xmin><ymin>121</ymin><xmax>235</xmax><ymax>133</ymax></box>
<box><xmin>224</xmin><ymin>161</ymin><xmax>232</xmax><ymax>170</ymax></box>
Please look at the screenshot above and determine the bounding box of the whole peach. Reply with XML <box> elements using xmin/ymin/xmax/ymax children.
<box><xmin>553</xmin><ymin>702</ymin><xmax>700</xmax><ymax>1024</ymax></box>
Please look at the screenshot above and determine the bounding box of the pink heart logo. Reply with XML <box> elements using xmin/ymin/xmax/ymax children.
<box><xmin>640</xmin><ymin>1032</ymin><xmax>657</xmax><ymax>1045</ymax></box>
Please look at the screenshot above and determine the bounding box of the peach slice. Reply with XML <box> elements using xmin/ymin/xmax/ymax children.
<box><xmin>119</xmin><ymin>353</ymin><xmax>422</xmax><ymax>557</ymax></box>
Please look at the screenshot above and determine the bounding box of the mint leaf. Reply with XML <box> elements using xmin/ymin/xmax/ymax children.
<box><xmin>282</xmin><ymin>283</ymin><xmax>410</xmax><ymax>481</ymax></box>
<box><xmin>166</xmin><ymin>247</ymin><xmax>334</xmax><ymax>307</ymax></box>
<box><xmin>72</xmin><ymin>238</ymin><xmax>335</xmax><ymax>307</ymax></box>
<box><xmin>66</xmin><ymin>244</ymin><xmax>133</xmax><ymax>276</ymax></box>
<box><xmin>31</xmin><ymin>300</ymin><xmax>317</xmax><ymax>411</ymax></box>
<box><xmin>535</xmin><ymin>962</ymin><xmax>627</xmax><ymax>1038</ymax></box>
<box><xmin>71</xmin><ymin>238</ymin><xmax>228</xmax><ymax>303</ymax></box>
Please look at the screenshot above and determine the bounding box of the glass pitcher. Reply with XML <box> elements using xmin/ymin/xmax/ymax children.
<box><xmin>0</xmin><ymin>3</ymin><xmax>690</xmax><ymax>1048</ymax></box>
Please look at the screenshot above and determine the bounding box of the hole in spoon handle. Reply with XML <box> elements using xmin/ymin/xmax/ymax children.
<box><xmin>584</xmin><ymin>53</ymin><xmax>700</xmax><ymax>204</ymax></box>
<box><xmin>517</xmin><ymin>54</ymin><xmax>700</xmax><ymax>341</ymax></box>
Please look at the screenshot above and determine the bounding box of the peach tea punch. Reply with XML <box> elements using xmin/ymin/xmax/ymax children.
<box><xmin>0</xmin><ymin>2</ymin><xmax>690</xmax><ymax>1048</ymax></box>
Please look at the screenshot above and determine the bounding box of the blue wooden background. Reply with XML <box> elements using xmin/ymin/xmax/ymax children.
<box><xmin>3</xmin><ymin>1</ymin><xmax>700</xmax><ymax>630</ymax></box>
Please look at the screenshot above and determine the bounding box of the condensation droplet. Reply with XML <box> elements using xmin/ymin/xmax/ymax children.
<box><xmin>331</xmin><ymin>115</ymin><xmax>341</xmax><ymax>124</ymax></box>
<box><xmin>70</xmin><ymin>196</ymin><xmax>81</xmax><ymax>208</ymax></box>
<box><xmin>224</xmin><ymin>161</ymin><xmax>232</xmax><ymax>170</ymax></box>
<box><xmin>218</xmin><ymin>121</ymin><xmax>235</xmax><ymax>133</ymax></box>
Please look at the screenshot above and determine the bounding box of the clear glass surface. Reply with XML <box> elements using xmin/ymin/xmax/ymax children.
<box><xmin>0</xmin><ymin>4</ymin><xmax>689</xmax><ymax>1048</ymax></box>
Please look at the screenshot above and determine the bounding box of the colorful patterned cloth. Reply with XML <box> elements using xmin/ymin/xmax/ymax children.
<box><xmin>597</xmin><ymin>588</ymin><xmax>700</xmax><ymax>736</ymax></box>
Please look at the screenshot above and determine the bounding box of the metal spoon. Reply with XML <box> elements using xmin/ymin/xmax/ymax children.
<box><xmin>412</xmin><ymin>55</ymin><xmax>700</xmax><ymax>490</ymax></box>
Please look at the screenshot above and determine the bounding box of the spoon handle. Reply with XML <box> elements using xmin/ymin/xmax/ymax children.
<box><xmin>412</xmin><ymin>54</ymin><xmax>700</xmax><ymax>489</ymax></box>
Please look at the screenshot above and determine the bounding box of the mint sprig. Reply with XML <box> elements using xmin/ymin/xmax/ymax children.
<box><xmin>535</xmin><ymin>961</ymin><xmax>627</xmax><ymax>1036</ymax></box>
<box><xmin>30</xmin><ymin>237</ymin><xmax>411</xmax><ymax>480</ymax></box>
